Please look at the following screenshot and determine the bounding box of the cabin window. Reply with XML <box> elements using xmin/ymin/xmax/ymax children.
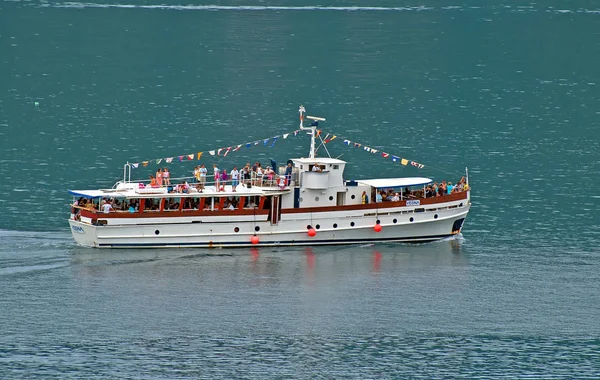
<box><xmin>184</xmin><ymin>197</ymin><xmax>200</xmax><ymax>210</ymax></box>
<box><xmin>333</xmin><ymin>165</ymin><xmax>339</xmax><ymax>170</ymax></box>
<box><xmin>222</xmin><ymin>196</ymin><xmax>238</xmax><ymax>211</ymax></box>
<box><xmin>143</xmin><ymin>198</ymin><xmax>160</xmax><ymax>212</ymax></box>
<box><xmin>245</xmin><ymin>196</ymin><xmax>259</xmax><ymax>209</ymax></box>
<box><xmin>164</xmin><ymin>198</ymin><xmax>181</xmax><ymax>211</ymax></box>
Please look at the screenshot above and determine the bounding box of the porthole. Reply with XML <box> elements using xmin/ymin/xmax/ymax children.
<box><xmin>333</xmin><ymin>223</ymin><xmax>338</xmax><ymax>228</ymax></box>
<box><xmin>409</xmin><ymin>217</ymin><xmax>414</xmax><ymax>222</ymax></box>
<box><xmin>459</xmin><ymin>203</ymin><xmax>463</xmax><ymax>207</ymax></box>
<box><xmin>315</xmin><ymin>196</ymin><xmax>320</xmax><ymax>202</ymax></box>
<box><xmin>307</xmin><ymin>225</ymin><xmax>312</xmax><ymax>230</ymax></box>
<box><xmin>154</xmin><ymin>230</ymin><xmax>160</xmax><ymax>235</ymax></box>
<box><xmin>434</xmin><ymin>214</ymin><xmax>438</xmax><ymax>219</ymax></box>
<box><xmin>299</xmin><ymin>197</ymin><xmax>303</xmax><ymax>202</ymax></box>
<box><xmin>351</xmin><ymin>195</ymin><xmax>356</xmax><ymax>199</ymax></box>
<box><xmin>316</xmin><ymin>224</ymin><xmax>321</xmax><ymax>230</ymax></box>
<box><xmin>350</xmin><ymin>222</ymin><xmax>355</xmax><ymax>227</ymax></box>
<box><xmin>376</xmin><ymin>220</ymin><xmax>381</xmax><ymax>225</ymax></box>
<box><xmin>255</xmin><ymin>226</ymin><xmax>260</xmax><ymax>232</ymax></box>
<box><xmin>329</xmin><ymin>196</ymin><xmax>333</xmax><ymax>201</ymax></box>
<box><xmin>393</xmin><ymin>219</ymin><xmax>397</xmax><ymax>224</ymax></box>
<box><xmin>234</xmin><ymin>227</ymin><xmax>240</xmax><ymax>233</ymax></box>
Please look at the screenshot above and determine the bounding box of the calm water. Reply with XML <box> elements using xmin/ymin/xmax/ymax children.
<box><xmin>1</xmin><ymin>1</ymin><xmax>600</xmax><ymax>378</ymax></box>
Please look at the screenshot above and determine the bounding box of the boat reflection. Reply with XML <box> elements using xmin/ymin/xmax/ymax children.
<box><xmin>68</xmin><ymin>237</ymin><xmax>469</xmax><ymax>288</ymax></box>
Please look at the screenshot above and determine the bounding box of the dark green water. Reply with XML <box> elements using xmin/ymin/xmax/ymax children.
<box><xmin>1</xmin><ymin>1</ymin><xmax>599</xmax><ymax>378</ymax></box>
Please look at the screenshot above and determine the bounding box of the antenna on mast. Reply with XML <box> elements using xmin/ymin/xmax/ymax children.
<box><xmin>298</xmin><ymin>105</ymin><xmax>326</xmax><ymax>159</ymax></box>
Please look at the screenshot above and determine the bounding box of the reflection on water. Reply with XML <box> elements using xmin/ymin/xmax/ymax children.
<box><xmin>67</xmin><ymin>238</ymin><xmax>468</xmax><ymax>279</ymax></box>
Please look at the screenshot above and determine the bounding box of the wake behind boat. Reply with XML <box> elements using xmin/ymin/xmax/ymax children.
<box><xmin>68</xmin><ymin>107</ymin><xmax>471</xmax><ymax>248</ymax></box>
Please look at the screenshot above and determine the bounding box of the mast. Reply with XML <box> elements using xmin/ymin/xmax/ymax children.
<box><xmin>298</xmin><ymin>105</ymin><xmax>325</xmax><ymax>159</ymax></box>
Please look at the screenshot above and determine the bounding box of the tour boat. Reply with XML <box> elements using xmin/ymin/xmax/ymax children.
<box><xmin>68</xmin><ymin>108</ymin><xmax>471</xmax><ymax>248</ymax></box>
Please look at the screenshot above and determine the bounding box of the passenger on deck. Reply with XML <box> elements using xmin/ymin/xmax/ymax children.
<box><xmin>213</xmin><ymin>164</ymin><xmax>220</xmax><ymax>189</ymax></box>
<box><xmin>230</xmin><ymin>167</ymin><xmax>239</xmax><ymax>191</ymax></box>
<box><xmin>256</xmin><ymin>164</ymin><xmax>263</xmax><ymax>186</ymax></box>
<box><xmin>312</xmin><ymin>164</ymin><xmax>321</xmax><ymax>172</ymax></box>
<box><xmin>285</xmin><ymin>162</ymin><xmax>293</xmax><ymax>185</ymax></box>
<box><xmin>265</xmin><ymin>166</ymin><xmax>275</xmax><ymax>186</ymax></box>
<box><xmin>199</xmin><ymin>164</ymin><xmax>207</xmax><ymax>186</ymax></box>
<box><xmin>156</xmin><ymin>168</ymin><xmax>163</xmax><ymax>187</ymax></box>
<box><xmin>438</xmin><ymin>181</ymin><xmax>447</xmax><ymax>196</ymax></box>
<box><xmin>193</xmin><ymin>166</ymin><xmax>200</xmax><ymax>183</ymax></box>
<box><xmin>163</xmin><ymin>167</ymin><xmax>171</xmax><ymax>186</ymax></box>
<box><xmin>447</xmin><ymin>182</ymin><xmax>454</xmax><ymax>195</ymax></box>
<box><xmin>391</xmin><ymin>192</ymin><xmax>400</xmax><ymax>202</ymax></box>
<box><xmin>362</xmin><ymin>191</ymin><xmax>369</xmax><ymax>204</ymax></box>
<box><xmin>220</xmin><ymin>169</ymin><xmax>228</xmax><ymax>191</ymax></box>
<box><xmin>376</xmin><ymin>192</ymin><xmax>383</xmax><ymax>203</ymax></box>
<box><xmin>149</xmin><ymin>175</ymin><xmax>158</xmax><ymax>188</ymax></box>
<box><xmin>101</xmin><ymin>200</ymin><xmax>113</xmax><ymax>213</ymax></box>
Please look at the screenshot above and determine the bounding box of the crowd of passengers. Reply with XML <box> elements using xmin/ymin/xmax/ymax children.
<box><xmin>366</xmin><ymin>176</ymin><xmax>469</xmax><ymax>203</ymax></box>
<box><xmin>143</xmin><ymin>161</ymin><xmax>294</xmax><ymax>193</ymax></box>
<box><xmin>74</xmin><ymin>195</ymin><xmax>263</xmax><ymax>214</ymax></box>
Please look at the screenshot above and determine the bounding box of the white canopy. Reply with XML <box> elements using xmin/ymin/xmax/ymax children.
<box><xmin>357</xmin><ymin>177</ymin><xmax>432</xmax><ymax>188</ymax></box>
<box><xmin>69</xmin><ymin>189</ymin><xmax>130</xmax><ymax>198</ymax></box>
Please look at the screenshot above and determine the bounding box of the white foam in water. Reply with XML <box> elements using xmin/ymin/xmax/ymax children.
<box><xmin>49</xmin><ymin>3</ymin><xmax>434</xmax><ymax>12</ymax></box>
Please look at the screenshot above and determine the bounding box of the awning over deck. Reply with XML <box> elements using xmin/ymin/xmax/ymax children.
<box><xmin>357</xmin><ymin>177</ymin><xmax>432</xmax><ymax>188</ymax></box>
<box><xmin>68</xmin><ymin>189</ymin><xmax>129</xmax><ymax>198</ymax></box>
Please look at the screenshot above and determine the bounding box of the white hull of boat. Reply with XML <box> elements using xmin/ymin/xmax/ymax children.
<box><xmin>68</xmin><ymin>203</ymin><xmax>469</xmax><ymax>248</ymax></box>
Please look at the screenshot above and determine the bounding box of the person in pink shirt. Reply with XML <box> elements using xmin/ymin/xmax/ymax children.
<box><xmin>162</xmin><ymin>167</ymin><xmax>170</xmax><ymax>186</ymax></box>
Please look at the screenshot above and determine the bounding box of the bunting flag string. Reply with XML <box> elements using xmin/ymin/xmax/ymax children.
<box><xmin>319</xmin><ymin>129</ymin><xmax>427</xmax><ymax>170</ymax></box>
<box><xmin>129</xmin><ymin>129</ymin><xmax>302</xmax><ymax>169</ymax></box>
<box><xmin>319</xmin><ymin>129</ymin><xmax>466</xmax><ymax>176</ymax></box>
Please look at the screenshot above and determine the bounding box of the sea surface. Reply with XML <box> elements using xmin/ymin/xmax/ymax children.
<box><xmin>1</xmin><ymin>0</ymin><xmax>599</xmax><ymax>378</ymax></box>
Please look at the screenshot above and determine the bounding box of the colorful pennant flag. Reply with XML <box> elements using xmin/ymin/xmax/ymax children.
<box><xmin>166</xmin><ymin>157</ymin><xmax>173</xmax><ymax>163</ymax></box>
<box><xmin>401</xmin><ymin>159</ymin><xmax>408</xmax><ymax>166</ymax></box>
<box><xmin>142</xmin><ymin>161</ymin><xmax>148</xmax><ymax>167</ymax></box>
<box><xmin>197</xmin><ymin>152</ymin><xmax>203</xmax><ymax>160</ymax></box>
<box><xmin>391</xmin><ymin>155</ymin><xmax>399</xmax><ymax>162</ymax></box>
<box><xmin>382</xmin><ymin>153</ymin><xmax>389</xmax><ymax>158</ymax></box>
<box><xmin>132</xmin><ymin>163</ymin><xmax>139</xmax><ymax>169</ymax></box>
<box><xmin>187</xmin><ymin>154</ymin><xmax>194</xmax><ymax>160</ymax></box>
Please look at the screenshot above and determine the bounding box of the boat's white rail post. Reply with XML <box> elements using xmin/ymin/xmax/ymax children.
<box><xmin>123</xmin><ymin>162</ymin><xmax>132</xmax><ymax>183</ymax></box>
<box><xmin>465</xmin><ymin>167</ymin><xmax>469</xmax><ymax>186</ymax></box>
